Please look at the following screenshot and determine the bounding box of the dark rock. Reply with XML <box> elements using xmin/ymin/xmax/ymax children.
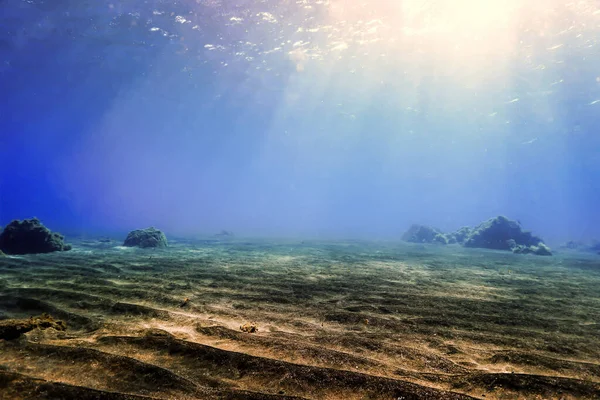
<box><xmin>506</xmin><ymin>239</ymin><xmax>518</xmax><ymax>250</ymax></box>
<box><xmin>463</xmin><ymin>216</ymin><xmax>545</xmax><ymax>251</ymax></box>
<box><xmin>402</xmin><ymin>224</ymin><xmax>445</xmax><ymax>244</ymax></box>
<box><xmin>0</xmin><ymin>218</ymin><xmax>72</xmax><ymax>255</ymax></box>
<box><xmin>123</xmin><ymin>227</ymin><xmax>168</xmax><ymax>248</ymax></box>
<box><xmin>402</xmin><ymin>216</ymin><xmax>551</xmax><ymax>256</ymax></box>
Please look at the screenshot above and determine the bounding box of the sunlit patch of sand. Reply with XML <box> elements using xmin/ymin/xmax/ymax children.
<box><xmin>140</xmin><ymin>321</ymin><xmax>200</xmax><ymax>339</ymax></box>
<box><xmin>114</xmin><ymin>246</ymin><xmax>135</xmax><ymax>251</ymax></box>
<box><xmin>439</xmin><ymin>282</ymin><xmax>512</xmax><ymax>301</ymax></box>
<box><xmin>265</xmin><ymin>254</ymin><xmax>300</xmax><ymax>264</ymax></box>
<box><xmin>104</xmin><ymin>279</ymin><xmax>133</xmax><ymax>286</ymax></box>
<box><xmin>186</xmin><ymin>249</ymin><xmax>211</xmax><ymax>254</ymax></box>
<box><xmin>2</xmin><ymin>241</ymin><xmax>599</xmax><ymax>399</ymax></box>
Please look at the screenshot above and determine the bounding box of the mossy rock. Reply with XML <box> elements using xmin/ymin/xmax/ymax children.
<box><xmin>433</xmin><ymin>234</ymin><xmax>449</xmax><ymax>245</ymax></box>
<box><xmin>402</xmin><ymin>224</ymin><xmax>443</xmax><ymax>244</ymax></box>
<box><xmin>0</xmin><ymin>218</ymin><xmax>72</xmax><ymax>255</ymax></box>
<box><xmin>123</xmin><ymin>227</ymin><xmax>168</xmax><ymax>248</ymax></box>
<box><xmin>0</xmin><ymin>313</ymin><xmax>67</xmax><ymax>340</ymax></box>
<box><xmin>464</xmin><ymin>216</ymin><xmax>545</xmax><ymax>251</ymax></box>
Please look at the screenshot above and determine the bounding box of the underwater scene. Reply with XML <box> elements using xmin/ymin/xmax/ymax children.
<box><xmin>1</xmin><ymin>1</ymin><xmax>600</xmax><ymax>399</ymax></box>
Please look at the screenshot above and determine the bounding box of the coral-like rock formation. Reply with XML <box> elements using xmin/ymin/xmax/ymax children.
<box><xmin>0</xmin><ymin>313</ymin><xmax>67</xmax><ymax>340</ymax></box>
<box><xmin>0</xmin><ymin>218</ymin><xmax>72</xmax><ymax>255</ymax></box>
<box><xmin>123</xmin><ymin>227</ymin><xmax>168</xmax><ymax>248</ymax></box>
<box><xmin>401</xmin><ymin>225</ymin><xmax>444</xmax><ymax>244</ymax></box>
<box><xmin>402</xmin><ymin>216</ymin><xmax>551</xmax><ymax>256</ymax></box>
<box><xmin>463</xmin><ymin>216</ymin><xmax>544</xmax><ymax>251</ymax></box>
<box><xmin>240</xmin><ymin>322</ymin><xmax>258</xmax><ymax>333</ymax></box>
<box><xmin>446</xmin><ymin>227</ymin><xmax>472</xmax><ymax>245</ymax></box>
<box><xmin>511</xmin><ymin>242</ymin><xmax>552</xmax><ymax>256</ymax></box>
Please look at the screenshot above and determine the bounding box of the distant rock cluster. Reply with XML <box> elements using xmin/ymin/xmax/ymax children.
<box><xmin>0</xmin><ymin>218</ymin><xmax>72</xmax><ymax>255</ymax></box>
<box><xmin>402</xmin><ymin>216</ymin><xmax>552</xmax><ymax>256</ymax></box>
<box><xmin>560</xmin><ymin>240</ymin><xmax>600</xmax><ymax>254</ymax></box>
<box><xmin>215</xmin><ymin>230</ymin><xmax>234</xmax><ymax>238</ymax></box>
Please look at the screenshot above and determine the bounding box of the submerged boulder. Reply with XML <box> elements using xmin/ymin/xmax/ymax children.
<box><xmin>402</xmin><ymin>224</ymin><xmax>444</xmax><ymax>244</ymax></box>
<box><xmin>463</xmin><ymin>216</ymin><xmax>545</xmax><ymax>251</ymax></box>
<box><xmin>123</xmin><ymin>227</ymin><xmax>168</xmax><ymax>248</ymax></box>
<box><xmin>0</xmin><ymin>218</ymin><xmax>72</xmax><ymax>255</ymax></box>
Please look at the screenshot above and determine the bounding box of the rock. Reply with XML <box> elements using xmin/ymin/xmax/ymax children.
<box><xmin>123</xmin><ymin>227</ymin><xmax>168</xmax><ymax>248</ymax></box>
<box><xmin>0</xmin><ymin>313</ymin><xmax>67</xmax><ymax>340</ymax></box>
<box><xmin>512</xmin><ymin>243</ymin><xmax>552</xmax><ymax>256</ymax></box>
<box><xmin>446</xmin><ymin>227</ymin><xmax>472</xmax><ymax>245</ymax></box>
<box><xmin>562</xmin><ymin>240</ymin><xmax>583</xmax><ymax>250</ymax></box>
<box><xmin>433</xmin><ymin>234</ymin><xmax>449</xmax><ymax>245</ymax></box>
<box><xmin>0</xmin><ymin>218</ymin><xmax>72</xmax><ymax>255</ymax></box>
<box><xmin>534</xmin><ymin>243</ymin><xmax>553</xmax><ymax>256</ymax></box>
<box><xmin>215</xmin><ymin>230</ymin><xmax>234</xmax><ymax>238</ymax></box>
<box><xmin>402</xmin><ymin>224</ymin><xmax>445</xmax><ymax>244</ymax></box>
<box><xmin>463</xmin><ymin>216</ymin><xmax>545</xmax><ymax>251</ymax></box>
<box><xmin>402</xmin><ymin>216</ymin><xmax>551</xmax><ymax>256</ymax></box>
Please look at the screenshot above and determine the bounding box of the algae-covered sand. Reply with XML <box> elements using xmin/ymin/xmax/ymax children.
<box><xmin>0</xmin><ymin>239</ymin><xmax>599</xmax><ymax>399</ymax></box>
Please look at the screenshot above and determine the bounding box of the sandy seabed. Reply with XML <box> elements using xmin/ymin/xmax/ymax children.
<box><xmin>0</xmin><ymin>238</ymin><xmax>599</xmax><ymax>399</ymax></box>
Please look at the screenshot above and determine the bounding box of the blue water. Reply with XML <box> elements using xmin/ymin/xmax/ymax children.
<box><xmin>1</xmin><ymin>0</ymin><xmax>599</xmax><ymax>244</ymax></box>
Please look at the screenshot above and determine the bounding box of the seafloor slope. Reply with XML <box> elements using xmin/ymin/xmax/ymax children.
<box><xmin>0</xmin><ymin>239</ymin><xmax>599</xmax><ymax>399</ymax></box>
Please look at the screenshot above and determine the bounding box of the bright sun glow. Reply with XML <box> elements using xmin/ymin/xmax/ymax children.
<box><xmin>326</xmin><ymin>0</ymin><xmax>523</xmax><ymax>56</ymax></box>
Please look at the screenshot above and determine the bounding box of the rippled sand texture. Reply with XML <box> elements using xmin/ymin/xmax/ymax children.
<box><xmin>1</xmin><ymin>239</ymin><xmax>599</xmax><ymax>399</ymax></box>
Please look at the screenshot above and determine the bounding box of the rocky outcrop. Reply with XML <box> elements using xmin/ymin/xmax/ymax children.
<box><xmin>0</xmin><ymin>313</ymin><xmax>66</xmax><ymax>340</ymax></box>
<box><xmin>446</xmin><ymin>227</ymin><xmax>472</xmax><ymax>245</ymax></box>
<box><xmin>402</xmin><ymin>216</ymin><xmax>551</xmax><ymax>256</ymax></box>
<box><xmin>0</xmin><ymin>218</ymin><xmax>72</xmax><ymax>255</ymax></box>
<box><xmin>464</xmin><ymin>216</ymin><xmax>544</xmax><ymax>251</ymax></box>
<box><xmin>123</xmin><ymin>227</ymin><xmax>168</xmax><ymax>248</ymax></box>
<box><xmin>401</xmin><ymin>224</ymin><xmax>444</xmax><ymax>244</ymax></box>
